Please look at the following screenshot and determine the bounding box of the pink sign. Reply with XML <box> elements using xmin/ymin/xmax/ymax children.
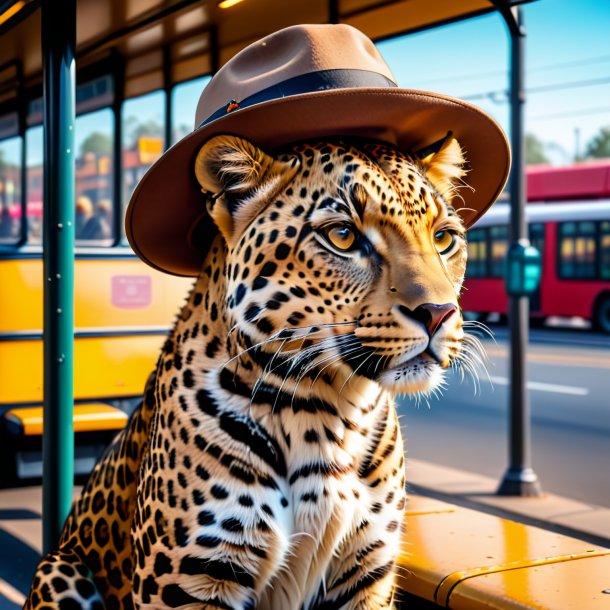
<box><xmin>111</xmin><ymin>275</ymin><xmax>152</xmax><ymax>309</ymax></box>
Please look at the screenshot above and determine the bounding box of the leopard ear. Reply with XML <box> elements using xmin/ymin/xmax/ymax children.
<box><xmin>194</xmin><ymin>135</ymin><xmax>299</xmax><ymax>247</ymax></box>
<box><xmin>420</xmin><ymin>137</ymin><xmax>468</xmax><ymax>202</ymax></box>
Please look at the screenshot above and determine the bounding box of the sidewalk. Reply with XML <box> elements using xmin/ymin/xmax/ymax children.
<box><xmin>406</xmin><ymin>458</ymin><xmax>610</xmax><ymax>547</ymax></box>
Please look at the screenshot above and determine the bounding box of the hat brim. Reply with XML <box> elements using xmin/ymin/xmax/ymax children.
<box><xmin>126</xmin><ymin>87</ymin><xmax>510</xmax><ymax>277</ymax></box>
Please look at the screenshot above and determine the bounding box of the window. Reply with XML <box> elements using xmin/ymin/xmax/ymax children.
<box><xmin>0</xmin><ymin>137</ymin><xmax>22</xmax><ymax>244</ymax></box>
<box><xmin>26</xmin><ymin>110</ymin><xmax>116</xmax><ymax>245</ymax></box>
<box><xmin>599</xmin><ymin>221</ymin><xmax>610</xmax><ymax>280</ymax></box>
<box><xmin>529</xmin><ymin>223</ymin><xmax>544</xmax><ymax>253</ymax></box>
<box><xmin>75</xmin><ymin>108</ymin><xmax>115</xmax><ymax>244</ymax></box>
<box><xmin>558</xmin><ymin>221</ymin><xmax>597</xmax><ymax>279</ymax></box>
<box><xmin>171</xmin><ymin>76</ymin><xmax>211</xmax><ymax>145</ymax></box>
<box><xmin>122</xmin><ymin>91</ymin><xmax>165</xmax><ymax>223</ymax></box>
<box><xmin>489</xmin><ymin>225</ymin><xmax>508</xmax><ymax>277</ymax></box>
<box><xmin>466</xmin><ymin>228</ymin><xmax>488</xmax><ymax>277</ymax></box>
<box><xmin>26</xmin><ymin>126</ymin><xmax>43</xmax><ymax>243</ymax></box>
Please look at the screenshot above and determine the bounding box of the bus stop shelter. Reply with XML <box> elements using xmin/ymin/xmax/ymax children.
<box><xmin>0</xmin><ymin>0</ymin><xmax>539</xmax><ymax>552</ymax></box>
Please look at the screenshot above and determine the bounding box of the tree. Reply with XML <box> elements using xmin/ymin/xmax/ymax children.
<box><xmin>584</xmin><ymin>127</ymin><xmax>610</xmax><ymax>159</ymax></box>
<box><xmin>124</xmin><ymin>117</ymin><xmax>163</xmax><ymax>150</ymax></box>
<box><xmin>80</xmin><ymin>132</ymin><xmax>112</xmax><ymax>157</ymax></box>
<box><xmin>525</xmin><ymin>133</ymin><xmax>550</xmax><ymax>165</ymax></box>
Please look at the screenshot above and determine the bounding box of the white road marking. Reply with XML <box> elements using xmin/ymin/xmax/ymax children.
<box><xmin>489</xmin><ymin>376</ymin><xmax>589</xmax><ymax>396</ymax></box>
<box><xmin>0</xmin><ymin>579</ymin><xmax>26</xmax><ymax>606</ymax></box>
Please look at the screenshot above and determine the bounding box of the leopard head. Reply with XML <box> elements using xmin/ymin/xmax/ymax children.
<box><xmin>194</xmin><ymin>134</ymin><xmax>472</xmax><ymax>396</ymax></box>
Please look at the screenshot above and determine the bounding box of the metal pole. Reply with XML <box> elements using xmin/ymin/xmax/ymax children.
<box><xmin>163</xmin><ymin>46</ymin><xmax>172</xmax><ymax>148</ymax></box>
<box><xmin>329</xmin><ymin>0</ymin><xmax>339</xmax><ymax>24</ymax></box>
<box><xmin>497</xmin><ymin>5</ymin><xmax>541</xmax><ymax>496</ymax></box>
<box><xmin>111</xmin><ymin>51</ymin><xmax>125</xmax><ymax>243</ymax></box>
<box><xmin>17</xmin><ymin>61</ymin><xmax>27</xmax><ymax>246</ymax></box>
<box><xmin>209</xmin><ymin>26</ymin><xmax>220</xmax><ymax>75</ymax></box>
<box><xmin>41</xmin><ymin>0</ymin><xmax>76</xmax><ymax>552</ymax></box>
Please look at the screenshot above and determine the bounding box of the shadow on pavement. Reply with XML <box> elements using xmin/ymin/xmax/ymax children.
<box><xmin>0</xmin><ymin>510</ymin><xmax>40</xmax><ymax>521</ymax></box>
<box><xmin>0</xmin><ymin>528</ymin><xmax>40</xmax><ymax>609</ymax></box>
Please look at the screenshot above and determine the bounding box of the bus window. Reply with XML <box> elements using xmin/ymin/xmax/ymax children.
<box><xmin>26</xmin><ymin>126</ymin><xmax>43</xmax><ymax>243</ymax></box>
<box><xmin>122</xmin><ymin>91</ymin><xmax>165</xmax><ymax>218</ymax></box>
<box><xmin>529</xmin><ymin>223</ymin><xmax>545</xmax><ymax>253</ymax></box>
<box><xmin>466</xmin><ymin>228</ymin><xmax>487</xmax><ymax>277</ymax></box>
<box><xmin>601</xmin><ymin>221</ymin><xmax>610</xmax><ymax>280</ymax></box>
<box><xmin>490</xmin><ymin>225</ymin><xmax>508</xmax><ymax>277</ymax></box>
<box><xmin>0</xmin><ymin>136</ymin><xmax>22</xmax><ymax>244</ymax></box>
<box><xmin>75</xmin><ymin>108</ymin><xmax>114</xmax><ymax>244</ymax></box>
<box><xmin>558</xmin><ymin>221</ymin><xmax>597</xmax><ymax>279</ymax></box>
<box><xmin>171</xmin><ymin>76</ymin><xmax>211</xmax><ymax>146</ymax></box>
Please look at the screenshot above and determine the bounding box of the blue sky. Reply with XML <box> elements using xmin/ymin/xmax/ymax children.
<box><xmin>378</xmin><ymin>0</ymin><xmax>610</xmax><ymax>164</ymax></box>
<box><xmin>3</xmin><ymin>0</ymin><xmax>608</xmax><ymax>168</ymax></box>
<box><xmin>165</xmin><ymin>0</ymin><xmax>610</xmax><ymax>165</ymax></box>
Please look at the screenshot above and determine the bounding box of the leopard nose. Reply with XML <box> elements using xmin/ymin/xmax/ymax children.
<box><xmin>398</xmin><ymin>303</ymin><xmax>457</xmax><ymax>335</ymax></box>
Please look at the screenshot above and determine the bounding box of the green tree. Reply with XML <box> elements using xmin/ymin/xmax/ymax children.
<box><xmin>124</xmin><ymin>117</ymin><xmax>163</xmax><ymax>150</ymax></box>
<box><xmin>79</xmin><ymin>132</ymin><xmax>112</xmax><ymax>157</ymax></box>
<box><xmin>525</xmin><ymin>133</ymin><xmax>550</xmax><ymax>165</ymax></box>
<box><xmin>584</xmin><ymin>127</ymin><xmax>610</xmax><ymax>159</ymax></box>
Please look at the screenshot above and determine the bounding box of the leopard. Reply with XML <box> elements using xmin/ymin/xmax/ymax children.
<box><xmin>24</xmin><ymin>132</ymin><xmax>473</xmax><ymax>610</ymax></box>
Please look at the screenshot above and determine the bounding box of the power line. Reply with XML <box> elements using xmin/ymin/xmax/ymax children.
<box><xmin>460</xmin><ymin>76</ymin><xmax>610</xmax><ymax>102</ymax></box>
<box><xmin>529</xmin><ymin>106</ymin><xmax>610</xmax><ymax>121</ymax></box>
<box><xmin>530</xmin><ymin>54</ymin><xmax>610</xmax><ymax>73</ymax></box>
<box><xmin>411</xmin><ymin>54</ymin><xmax>610</xmax><ymax>87</ymax></box>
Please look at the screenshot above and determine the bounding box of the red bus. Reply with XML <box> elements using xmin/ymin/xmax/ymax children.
<box><xmin>461</xmin><ymin>162</ymin><xmax>610</xmax><ymax>332</ymax></box>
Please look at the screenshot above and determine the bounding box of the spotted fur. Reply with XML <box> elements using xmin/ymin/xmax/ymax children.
<box><xmin>25</xmin><ymin>135</ymin><xmax>472</xmax><ymax>610</ymax></box>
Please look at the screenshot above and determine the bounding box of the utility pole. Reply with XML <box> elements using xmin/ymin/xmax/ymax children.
<box><xmin>493</xmin><ymin>3</ymin><xmax>543</xmax><ymax>497</ymax></box>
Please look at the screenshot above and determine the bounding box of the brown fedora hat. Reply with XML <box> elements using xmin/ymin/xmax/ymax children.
<box><xmin>126</xmin><ymin>23</ymin><xmax>510</xmax><ymax>277</ymax></box>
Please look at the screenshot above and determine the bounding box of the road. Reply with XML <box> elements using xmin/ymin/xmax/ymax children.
<box><xmin>397</xmin><ymin>325</ymin><xmax>610</xmax><ymax>508</ymax></box>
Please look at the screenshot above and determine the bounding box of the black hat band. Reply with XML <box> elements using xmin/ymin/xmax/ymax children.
<box><xmin>199</xmin><ymin>68</ymin><xmax>398</xmax><ymax>129</ymax></box>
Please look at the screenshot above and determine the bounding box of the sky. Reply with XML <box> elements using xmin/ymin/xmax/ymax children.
<box><xmin>2</xmin><ymin>0</ymin><xmax>609</xmax><ymax>169</ymax></box>
<box><xmin>377</xmin><ymin>0</ymin><xmax>610</xmax><ymax>164</ymax></box>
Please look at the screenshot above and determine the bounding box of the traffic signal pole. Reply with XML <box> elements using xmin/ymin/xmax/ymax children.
<box><xmin>41</xmin><ymin>0</ymin><xmax>76</xmax><ymax>552</ymax></box>
<box><xmin>494</xmin><ymin>3</ymin><xmax>542</xmax><ymax>497</ymax></box>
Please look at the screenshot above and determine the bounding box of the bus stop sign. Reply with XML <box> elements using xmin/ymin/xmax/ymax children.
<box><xmin>505</xmin><ymin>242</ymin><xmax>542</xmax><ymax>296</ymax></box>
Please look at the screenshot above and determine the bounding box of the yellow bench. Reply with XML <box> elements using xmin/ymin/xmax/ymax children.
<box><xmin>3</xmin><ymin>403</ymin><xmax>128</xmax><ymax>437</ymax></box>
<box><xmin>399</xmin><ymin>495</ymin><xmax>610</xmax><ymax>609</ymax></box>
<box><xmin>1</xmin><ymin>403</ymin><xmax>129</xmax><ymax>478</ymax></box>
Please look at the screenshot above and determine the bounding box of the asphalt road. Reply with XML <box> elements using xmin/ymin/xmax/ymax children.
<box><xmin>397</xmin><ymin>324</ymin><xmax>610</xmax><ymax>508</ymax></box>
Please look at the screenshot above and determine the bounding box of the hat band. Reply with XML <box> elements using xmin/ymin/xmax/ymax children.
<box><xmin>199</xmin><ymin>68</ymin><xmax>398</xmax><ymax>128</ymax></box>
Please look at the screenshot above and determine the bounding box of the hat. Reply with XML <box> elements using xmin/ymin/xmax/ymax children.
<box><xmin>126</xmin><ymin>23</ymin><xmax>510</xmax><ymax>277</ymax></box>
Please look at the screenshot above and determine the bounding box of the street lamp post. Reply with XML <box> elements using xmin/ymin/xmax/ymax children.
<box><xmin>494</xmin><ymin>4</ymin><xmax>542</xmax><ymax>497</ymax></box>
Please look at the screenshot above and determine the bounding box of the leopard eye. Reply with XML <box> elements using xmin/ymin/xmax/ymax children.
<box><xmin>324</xmin><ymin>224</ymin><xmax>357</xmax><ymax>251</ymax></box>
<box><xmin>433</xmin><ymin>229</ymin><xmax>456</xmax><ymax>255</ymax></box>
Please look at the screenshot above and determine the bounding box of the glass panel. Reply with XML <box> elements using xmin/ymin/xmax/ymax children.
<box><xmin>122</xmin><ymin>91</ymin><xmax>165</xmax><ymax>229</ymax></box>
<box><xmin>0</xmin><ymin>137</ymin><xmax>22</xmax><ymax>244</ymax></box>
<box><xmin>558</xmin><ymin>221</ymin><xmax>597</xmax><ymax>279</ymax></box>
<box><xmin>75</xmin><ymin>108</ymin><xmax>115</xmax><ymax>243</ymax></box>
<box><xmin>466</xmin><ymin>228</ymin><xmax>487</xmax><ymax>277</ymax></box>
<box><xmin>489</xmin><ymin>225</ymin><xmax>508</xmax><ymax>277</ymax></box>
<box><xmin>529</xmin><ymin>223</ymin><xmax>545</xmax><ymax>273</ymax></box>
<box><xmin>26</xmin><ymin>126</ymin><xmax>43</xmax><ymax>243</ymax></box>
<box><xmin>559</xmin><ymin>237</ymin><xmax>574</xmax><ymax>278</ymax></box>
<box><xmin>171</xmin><ymin>76</ymin><xmax>211</xmax><ymax>145</ymax></box>
<box><xmin>601</xmin><ymin>222</ymin><xmax>610</xmax><ymax>280</ymax></box>
<box><xmin>579</xmin><ymin>221</ymin><xmax>596</xmax><ymax>235</ymax></box>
